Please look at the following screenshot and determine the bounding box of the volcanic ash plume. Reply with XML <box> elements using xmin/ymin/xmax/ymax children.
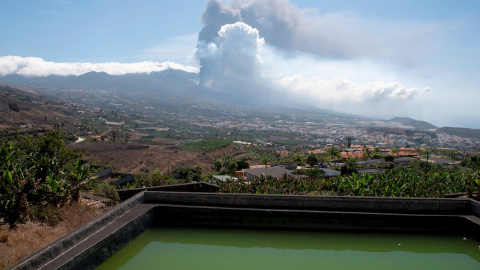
<box><xmin>196</xmin><ymin>22</ymin><xmax>264</xmax><ymax>88</ymax></box>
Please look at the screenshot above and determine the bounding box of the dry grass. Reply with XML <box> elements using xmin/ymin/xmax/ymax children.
<box><xmin>75</xmin><ymin>142</ymin><xmax>245</xmax><ymax>175</ymax></box>
<box><xmin>0</xmin><ymin>199</ymin><xmax>110</xmax><ymax>270</ymax></box>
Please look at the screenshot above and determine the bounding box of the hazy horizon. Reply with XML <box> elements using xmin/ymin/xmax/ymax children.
<box><xmin>1</xmin><ymin>0</ymin><xmax>479</xmax><ymax>129</ymax></box>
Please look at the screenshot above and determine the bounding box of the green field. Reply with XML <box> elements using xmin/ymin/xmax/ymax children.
<box><xmin>178</xmin><ymin>139</ymin><xmax>231</xmax><ymax>153</ymax></box>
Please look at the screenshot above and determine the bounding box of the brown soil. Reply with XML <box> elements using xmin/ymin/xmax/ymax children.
<box><xmin>73</xmin><ymin>141</ymin><xmax>245</xmax><ymax>174</ymax></box>
<box><xmin>0</xmin><ymin>199</ymin><xmax>110</xmax><ymax>270</ymax></box>
<box><xmin>0</xmin><ymin>88</ymin><xmax>69</xmax><ymax>129</ymax></box>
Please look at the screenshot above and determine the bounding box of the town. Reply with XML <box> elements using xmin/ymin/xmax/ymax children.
<box><xmin>17</xmin><ymin>86</ymin><xmax>479</xmax><ymax>152</ymax></box>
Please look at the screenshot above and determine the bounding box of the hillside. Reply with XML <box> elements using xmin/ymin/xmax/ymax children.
<box><xmin>436</xmin><ymin>127</ymin><xmax>480</xmax><ymax>139</ymax></box>
<box><xmin>0</xmin><ymin>84</ymin><xmax>71</xmax><ymax>131</ymax></box>
<box><xmin>0</xmin><ymin>69</ymin><xmax>198</xmax><ymax>94</ymax></box>
<box><xmin>71</xmin><ymin>141</ymin><xmax>245</xmax><ymax>175</ymax></box>
<box><xmin>389</xmin><ymin>117</ymin><xmax>437</xmax><ymax>130</ymax></box>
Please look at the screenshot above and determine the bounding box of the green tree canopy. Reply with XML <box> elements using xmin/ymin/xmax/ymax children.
<box><xmin>306</xmin><ymin>153</ymin><xmax>318</xmax><ymax>167</ymax></box>
<box><xmin>327</xmin><ymin>146</ymin><xmax>340</xmax><ymax>162</ymax></box>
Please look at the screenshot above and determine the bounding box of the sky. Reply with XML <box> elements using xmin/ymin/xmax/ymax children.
<box><xmin>1</xmin><ymin>0</ymin><xmax>479</xmax><ymax>128</ymax></box>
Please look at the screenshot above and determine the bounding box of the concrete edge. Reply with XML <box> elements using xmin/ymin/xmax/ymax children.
<box><xmin>9</xmin><ymin>192</ymin><xmax>480</xmax><ymax>269</ymax></box>
<box><xmin>116</xmin><ymin>182</ymin><xmax>220</xmax><ymax>201</ymax></box>
<box><xmin>144</xmin><ymin>192</ymin><xmax>478</xmax><ymax>216</ymax></box>
<box><xmin>152</xmin><ymin>203</ymin><xmax>480</xmax><ymax>233</ymax></box>
<box><xmin>9</xmin><ymin>192</ymin><xmax>145</xmax><ymax>270</ymax></box>
<box><xmin>54</xmin><ymin>205</ymin><xmax>155</xmax><ymax>270</ymax></box>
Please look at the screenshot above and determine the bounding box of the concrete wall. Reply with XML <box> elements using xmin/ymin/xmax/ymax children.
<box><xmin>10</xmin><ymin>192</ymin><xmax>480</xmax><ymax>269</ymax></box>
<box><xmin>117</xmin><ymin>182</ymin><xmax>220</xmax><ymax>201</ymax></box>
<box><xmin>147</xmin><ymin>192</ymin><xmax>480</xmax><ymax>238</ymax></box>
<box><xmin>152</xmin><ymin>204</ymin><xmax>470</xmax><ymax>234</ymax></box>
<box><xmin>144</xmin><ymin>192</ymin><xmax>474</xmax><ymax>215</ymax></box>
<box><xmin>55</xmin><ymin>205</ymin><xmax>155</xmax><ymax>270</ymax></box>
<box><xmin>11</xmin><ymin>192</ymin><xmax>146</xmax><ymax>270</ymax></box>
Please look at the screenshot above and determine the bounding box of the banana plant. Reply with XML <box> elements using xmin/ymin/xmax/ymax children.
<box><xmin>0</xmin><ymin>142</ymin><xmax>33</xmax><ymax>226</ymax></box>
<box><xmin>68</xmin><ymin>160</ymin><xmax>91</xmax><ymax>203</ymax></box>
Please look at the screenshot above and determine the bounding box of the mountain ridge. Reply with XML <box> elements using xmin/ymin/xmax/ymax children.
<box><xmin>436</xmin><ymin>126</ymin><xmax>480</xmax><ymax>140</ymax></box>
<box><xmin>0</xmin><ymin>72</ymin><xmax>473</xmax><ymax>131</ymax></box>
<box><xmin>0</xmin><ymin>70</ymin><xmax>198</xmax><ymax>94</ymax></box>
<box><xmin>389</xmin><ymin>117</ymin><xmax>437</xmax><ymax>130</ymax></box>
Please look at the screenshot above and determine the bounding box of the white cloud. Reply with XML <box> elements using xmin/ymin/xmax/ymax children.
<box><xmin>274</xmin><ymin>75</ymin><xmax>430</xmax><ymax>118</ymax></box>
<box><xmin>195</xmin><ymin>22</ymin><xmax>265</xmax><ymax>86</ymax></box>
<box><xmin>0</xmin><ymin>56</ymin><xmax>199</xmax><ymax>77</ymax></box>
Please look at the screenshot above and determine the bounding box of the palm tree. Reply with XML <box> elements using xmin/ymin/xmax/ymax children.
<box><xmin>327</xmin><ymin>146</ymin><xmax>340</xmax><ymax>164</ymax></box>
<box><xmin>261</xmin><ymin>157</ymin><xmax>270</xmax><ymax>165</ymax></box>
<box><xmin>392</xmin><ymin>148</ymin><xmax>400</xmax><ymax>157</ymax></box>
<box><xmin>363</xmin><ymin>146</ymin><xmax>372</xmax><ymax>161</ymax></box>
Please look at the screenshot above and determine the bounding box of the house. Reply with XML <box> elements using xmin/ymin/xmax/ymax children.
<box><xmin>212</xmin><ymin>175</ymin><xmax>236</xmax><ymax>182</ymax></box>
<box><xmin>270</xmin><ymin>162</ymin><xmax>297</xmax><ymax>170</ymax></box>
<box><xmin>242</xmin><ymin>166</ymin><xmax>306</xmax><ymax>180</ymax></box>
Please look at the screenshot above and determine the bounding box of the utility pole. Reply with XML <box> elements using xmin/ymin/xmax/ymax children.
<box><xmin>234</xmin><ymin>125</ymin><xmax>237</xmax><ymax>142</ymax></box>
<box><xmin>425</xmin><ymin>149</ymin><xmax>429</xmax><ymax>173</ymax></box>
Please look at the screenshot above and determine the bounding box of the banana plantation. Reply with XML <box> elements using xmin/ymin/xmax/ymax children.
<box><xmin>0</xmin><ymin>131</ymin><xmax>91</xmax><ymax>226</ymax></box>
<box><xmin>220</xmin><ymin>161</ymin><xmax>480</xmax><ymax>198</ymax></box>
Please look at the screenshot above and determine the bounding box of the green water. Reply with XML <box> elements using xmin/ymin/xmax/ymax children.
<box><xmin>96</xmin><ymin>227</ymin><xmax>480</xmax><ymax>270</ymax></box>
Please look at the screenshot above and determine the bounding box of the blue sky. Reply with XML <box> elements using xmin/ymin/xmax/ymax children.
<box><xmin>1</xmin><ymin>0</ymin><xmax>479</xmax><ymax>128</ymax></box>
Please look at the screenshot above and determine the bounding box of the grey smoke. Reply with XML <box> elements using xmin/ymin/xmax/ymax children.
<box><xmin>197</xmin><ymin>0</ymin><xmax>374</xmax><ymax>60</ymax></box>
<box><xmin>194</xmin><ymin>0</ymin><xmax>430</xmax><ymax>114</ymax></box>
<box><xmin>195</xmin><ymin>0</ymin><xmax>374</xmax><ymax>88</ymax></box>
<box><xmin>198</xmin><ymin>0</ymin><xmax>241</xmax><ymax>42</ymax></box>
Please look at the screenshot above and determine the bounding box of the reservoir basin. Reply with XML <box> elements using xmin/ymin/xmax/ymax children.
<box><xmin>96</xmin><ymin>226</ymin><xmax>480</xmax><ymax>270</ymax></box>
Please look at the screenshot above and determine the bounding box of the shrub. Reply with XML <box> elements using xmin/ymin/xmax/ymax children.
<box><xmin>0</xmin><ymin>131</ymin><xmax>90</xmax><ymax>226</ymax></box>
<box><xmin>92</xmin><ymin>183</ymin><xmax>120</xmax><ymax>204</ymax></box>
<box><xmin>8</xmin><ymin>103</ymin><xmax>19</xmax><ymax>112</ymax></box>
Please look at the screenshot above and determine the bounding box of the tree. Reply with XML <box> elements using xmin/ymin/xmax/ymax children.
<box><xmin>305</xmin><ymin>167</ymin><xmax>325</xmax><ymax>178</ymax></box>
<box><xmin>261</xmin><ymin>157</ymin><xmax>270</xmax><ymax>165</ymax></box>
<box><xmin>372</xmin><ymin>147</ymin><xmax>383</xmax><ymax>159</ymax></box>
<box><xmin>340</xmin><ymin>159</ymin><xmax>358</xmax><ymax>176</ymax></box>
<box><xmin>221</xmin><ymin>156</ymin><xmax>238</xmax><ymax>174</ymax></box>
<box><xmin>214</xmin><ymin>160</ymin><xmax>222</xmax><ymax>172</ymax></box>
<box><xmin>345</xmin><ymin>136</ymin><xmax>353</xmax><ymax>148</ymax></box>
<box><xmin>327</xmin><ymin>146</ymin><xmax>340</xmax><ymax>163</ymax></box>
<box><xmin>171</xmin><ymin>166</ymin><xmax>202</xmax><ymax>182</ymax></box>
<box><xmin>391</xmin><ymin>148</ymin><xmax>400</xmax><ymax>157</ymax></box>
<box><xmin>306</xmin><ymin>153</ymin><xmax>318</xmax><ymax>167</ymax></box>
<box><xmin>460</xmin><ymin>155</ymin><xmax>480</xmax><ymax>170</ymax></box>
<box><xmin>236</xmin><ymin>160</ymin><xmax>249</xmax><ymax>170</ymax></box>
<box><xmin>290</xmin><ymin>154</ymin><xmax>304</xmax><ymax>166</ymax></box>
<box><xmin>8</xmin><ymin>102</ymin><xmax>19</xmax><ymax>112</ymax></box>
<box><xmin>363</xmin><ymin>146</ymin><xmax>372</xmax><ymax>161</ymax></box>
<box><xmin>385</xmin><ymin>155</ymin><xmax>394</xmax><ymax>162</ymax></box>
